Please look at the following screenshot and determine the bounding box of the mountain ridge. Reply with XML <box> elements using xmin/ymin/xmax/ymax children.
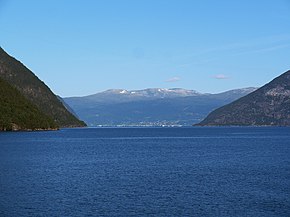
<box><xmin>67</xmin><ymin>87</ymin><xmax>257</xmax><ymax>102</ymax></box>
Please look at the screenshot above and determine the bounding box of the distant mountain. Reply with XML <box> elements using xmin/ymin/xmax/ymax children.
<box><xmin>101</xmin><ymin>88</ymin><xmax>201</xmax><ymax>97</ymax></box>
<box><xmin>0</xmin><ymin>78</ymin><xmax>57</xmax><ymax>131</ymax></box>
<box><xmin>82</xmin><ymin>88</ymin><xmax>202</xmax><ymax>104</ymax></box>
<box><xmin>0</xmin><ymin>47</ymin><xmax>86</xmax><ymax>128</ymax></box>
<box><xmin>197</xmin><ymin>70</ymin><xmax>290</xmax><ymax>126</ymax></box>
<box><xmin>64</xmin><ymin>87</ymin><xmax>257</xmax><ymax>126</ymax></box>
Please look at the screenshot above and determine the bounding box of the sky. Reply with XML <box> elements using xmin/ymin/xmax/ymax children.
<box><xmin>0</xmin><ymin>0</ymin><xmax>290</xmax><ymax>97</ymax></box>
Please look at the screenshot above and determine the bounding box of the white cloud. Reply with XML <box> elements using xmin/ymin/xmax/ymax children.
<box><xmin>213</xmin><ymin>74</ymin><xmax>230</xmax><ymax>79</ymax></box>
<box><xmin>165</xmin><ymin>77</ymin><xmax>181</xmax><ymax>82</ymax></box>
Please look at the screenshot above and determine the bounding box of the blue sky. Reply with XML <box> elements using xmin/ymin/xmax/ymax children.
<box><xmin>0</xmin><ymin>0</ymin><xmax>290</xmax><ymax>97</ymax></box>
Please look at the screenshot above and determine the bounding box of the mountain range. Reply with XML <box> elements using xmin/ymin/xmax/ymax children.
<box><xmin>197</xmin><ymin>70</ymin><xmax>290</xmax><ymax>126</ymax></box>
<box><xmin>1</xmin><ymin>46</ymin><xmax>289</xmax><ymax>129</ymax></box>
<box><xmin>0</xmin><ymin>47</ymin><xmax>86</xmax><ymax>130</ymax></box>
<box><xmin>64</xmin><ymin>87</ymin><xmax>257</xmax><ymax>126</ymax></box>
<box><xmin>85</xmin><ymin>88</ymin><xmax>202</xmax><ymax>102</ymax></box>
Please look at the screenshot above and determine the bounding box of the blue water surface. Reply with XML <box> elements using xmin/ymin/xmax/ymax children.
<box><xmin>0</xmin><ymin>127</ymin><xmax>290</xmax><ymax>216</ymax></box>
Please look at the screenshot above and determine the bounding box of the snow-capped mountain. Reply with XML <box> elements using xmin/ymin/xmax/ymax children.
<box><xmin>86</xmin><ymin>88</ymin><xmax>202</xmax><ymax>101</ymax></box>
<box><xmin>64</xmin><ymin>87</ymin><xmax>257</xmax><ymax>126</ymax></box>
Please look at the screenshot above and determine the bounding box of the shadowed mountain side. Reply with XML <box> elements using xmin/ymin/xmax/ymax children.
<box><xmin>197</xmin><ymin>70</ymin><xmax>290</xmax><ymax>126</ymax></box>
<box><xmin>0</xmin><ymin>47</ymin><xmax>86</xmax><ymax>127</ymax></box>
<box><xmin>0</xmin><ymin>78</ymin><xmax>57</xmax><ymax>131</ymax></box>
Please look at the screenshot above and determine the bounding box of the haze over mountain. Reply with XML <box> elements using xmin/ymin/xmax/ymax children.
<box><xmin>198</xmin><ymin>70</ymin><xmax>290</xmax><ymax>126</ymax></box>
<box><xmin>0</xmin><ymin>47</ymin><xmax>86</xmax><ymax>129</ymax></box>
<box><xmin>64</xmin><ymin>87</ymin><xmax>257</xmax><ymax>126</ymax></box>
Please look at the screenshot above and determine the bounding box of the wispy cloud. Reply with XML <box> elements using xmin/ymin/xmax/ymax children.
<box><xmin>213</xmin><ymin>74</ymin><xmax>230</xmax><ymax>80</ymax></box>
<box><xmin>165</xmin><ymin>77</ymin><xmax>181</xmax><ymax>82</ymax></box>
<box><xmin>234</xmin><ymin>43</ymin><xmax>290</xmax><ymax>55</ymax></box>
<box><xmin>206</xmin><ymin>34</ymin><xmax>290</xmax><ymax>56</ymax></box>
<box><xmin>176</xmin><ymin>34</ymin><xmax>290</xmax><ymax>67</ymax></box>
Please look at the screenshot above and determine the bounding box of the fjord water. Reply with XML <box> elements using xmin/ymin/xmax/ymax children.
<box><xmin>0</xmin><ymin>127</ymin><xmax>289</xmax><ymax>216</ymax></box>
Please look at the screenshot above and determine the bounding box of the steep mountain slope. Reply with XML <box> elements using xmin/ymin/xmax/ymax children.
<box><xmin>197</xmin><ymin>70</ymin><xmax>290</xmax><ymax>126</ymax></box>
<box><xmin>64</xmin><ymin>88</ymin><xmax>256</xmax><ymax>126</ymax></box>
<box><xmin>0</xmin><ymin>47</ymin><xmax>86</xmax><ymax>127</ymax></box>
<box><xmin>0</xmin><ymin>78</ymin><xmax>57</xmax><ymax>131</ymax></box>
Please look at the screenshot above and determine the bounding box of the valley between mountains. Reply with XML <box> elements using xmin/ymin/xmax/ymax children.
<box><xmin>0</xmin><ymin>46</ymin><xmax>289</xmax><ymax>130</ymax></box>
